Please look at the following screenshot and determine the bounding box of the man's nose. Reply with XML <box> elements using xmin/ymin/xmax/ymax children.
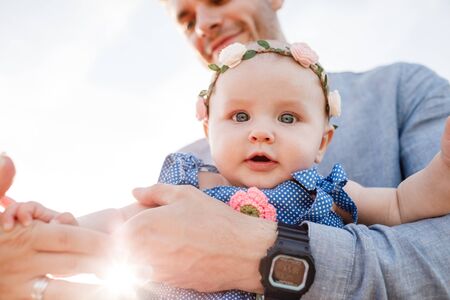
<box><xmin>248</xmin><ymin>129</ymin><xmax>275</xmax><ymax>144</ymax></box>
<box><xmin>195</xmin><ymin>5</ymin><xmax>221</xmax><ymax>38</ymax></box>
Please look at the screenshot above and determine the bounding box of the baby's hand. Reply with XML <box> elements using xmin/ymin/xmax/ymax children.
<box><xmin>441</xmin><ymin>116</ymin><xmax>450</xmax><ymax>168</ymax></box>
<box><xmin>0</xmin><ymin>201</ymin><xmax>78</xmax><ymax>231</ymax></box>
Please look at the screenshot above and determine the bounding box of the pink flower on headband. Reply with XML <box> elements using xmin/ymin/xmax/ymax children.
<box><xmin>290</xmin><ymin>42</ymin><xmax>319</xmax><ymax>68</ymax></box>
<box><xmin>328</xmin><ymin>90</ymin><xmax>341</xmax><ymax>117</ymax></box>
<box><xmin>229</xmin><ymin>187</ymin><xmax>277</xmax><ymax>221</ymax></box>
<box><xmin>196</xmin><ymin>96</ymin><xmax>207</xmax><ymax>121</ymax></box>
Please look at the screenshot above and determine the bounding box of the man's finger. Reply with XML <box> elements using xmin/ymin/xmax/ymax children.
<box><xmin>0</xmin><ymin>153</ymin><xmax>15</xmax><ymax>197</ymax></box>
<box><xmin>133</xmin><ymin>183</ymin><xmax>186</xmax><ymax>207</ymax></box>
<box><xmin>45</xmin><ymin>280</ymin><xmax>119</xmax><ymax>300</ymax></box>
<box><xmin>0</xmin><ymin>196</ymin><xmax>16</xmax><ymax>208</ymax></box>
<box><xmin>31</xmin><ymin>222</ymin><xmax>112</xmax><ymax>255</ymax></box>
<box><xmin>30</xmin><ymin>252</ymin><xmax>110</xmax><ymax>277</ymax></box>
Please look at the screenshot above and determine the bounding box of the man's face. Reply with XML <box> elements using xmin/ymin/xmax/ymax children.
<box><xmin>166</xmin><ymin>0</ymin><xmax>285</xmax><ymax>64</ymax></box>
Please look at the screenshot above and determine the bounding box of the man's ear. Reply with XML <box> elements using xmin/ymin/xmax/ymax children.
<box><xmin>203</xmin><ymin>120</ymin><xmax>209</xmax><ymax>139</ymax></box>
<box><xmin>315</xmin><ymin>124</ymin><xmax>334</xmax><ymax>163</ymax></box>
<box><xmin>269</xmin><ymin>0</ymin><xmax>284</xmax><ymax>10</ymax></box>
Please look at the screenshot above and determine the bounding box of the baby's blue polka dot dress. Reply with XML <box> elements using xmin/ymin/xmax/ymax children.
<box><xmin>141</xmin><ymin>152</ymin><xmax>357</xmax><ymax>299</ymax></box>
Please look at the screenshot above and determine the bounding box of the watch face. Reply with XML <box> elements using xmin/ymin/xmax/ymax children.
<box><xmin>269</xmin><ymin>254</ymin><xmax>309</xmax><ymax>291</ymax></box>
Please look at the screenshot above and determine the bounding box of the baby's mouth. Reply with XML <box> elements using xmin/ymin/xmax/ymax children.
<box><xmin>249</xmin><ymin>155</ymin><xmax>272</xmax><ymax>163</ymax></box>
<box><xmin>245</xmin><ymin>154</ymin><xmax>277</xmax><ymax>171</ymax></box>
<box><xmin>246</xmin><ymin>153</ymin><xmax>277</xmax><ymax>164</ymax></box>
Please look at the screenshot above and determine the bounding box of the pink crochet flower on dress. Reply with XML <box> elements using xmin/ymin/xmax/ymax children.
<box><xmin>229</xmin><ymin>187</ymin><xmax>277</xmax><ymax>221</ymax></box>
<box><xmin>290</xmin><ymin>42</ymin><xmax>319</xmax><ymax>68</ymax></box>
<box><xmin>196</xmin><ymin>96</ymin><xmax>207</xmax><ymax>121</ymax></box>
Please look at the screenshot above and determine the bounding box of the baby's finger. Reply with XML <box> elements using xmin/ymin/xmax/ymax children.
<box><xmin>16</xmin><ymin>202</ymin><xmax>38</xmax><ymax>226</ymax></box>
<box><xmin>440</xmin><ymin>116</ymin><xmax>450</xmax><ymax>166</ymax></box>
<box><xmin>17</xmin><ymin>202</ymin><xmax>56</xmax><ymax>226</ymax></box>
<box><xmin>52</xmin><ymin>212</ymin><xmax>79</xmax><ymax>226</ymax></box>
<box><xmin>1</xmin><ymin>202</ymin><xmax>20</xmax><ymax>231</ymax></box>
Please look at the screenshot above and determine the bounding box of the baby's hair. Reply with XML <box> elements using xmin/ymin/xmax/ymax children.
<box><xmin>196</xmin><ymin>40</ymin><xmax>341</xmax><ymax>123</ymax></box>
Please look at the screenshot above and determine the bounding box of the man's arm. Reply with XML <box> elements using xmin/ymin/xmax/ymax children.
<box><xmin>305</xmin><ymin>217</ymin><xmax>450</xmax><ymax>299</ymax></box>
<box><xmin>129</xmin><ymin>184</ymin><xmax>450</xmax><ymax>298</ymax></box>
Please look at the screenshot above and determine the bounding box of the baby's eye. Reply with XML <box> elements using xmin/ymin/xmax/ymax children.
<box><xmin>278</xmin><ymin>113</ymin><xmax>297</xmax><ymax>124</ymax></box>
<box><xmin>232</xmin><ymin>112</ymin><xmax>250</xmax><ymax>122</ymax></box>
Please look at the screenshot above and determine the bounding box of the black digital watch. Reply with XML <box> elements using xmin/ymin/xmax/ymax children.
<box><xmin>258</xmin><ymin>223</ymin><xmax>315</xmax><ymax>300</ymax></box>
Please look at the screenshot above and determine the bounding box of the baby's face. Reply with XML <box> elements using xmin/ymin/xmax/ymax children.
<box><xmin>205</xmin><ymin>54</ymin><xmax>333</xmax><ymax>188</ymax></box>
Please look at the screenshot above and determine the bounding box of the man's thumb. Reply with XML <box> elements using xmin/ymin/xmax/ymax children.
<box><xmin>0</xmin><ymin>153</ymin><xmax>16</xmax><ymax>198</ymax></box>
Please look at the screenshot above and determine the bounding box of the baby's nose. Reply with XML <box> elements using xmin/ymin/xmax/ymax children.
<box><xmin>248</xmin><ymin>129</ymin><xmax>275</xmax><ymax>144</ymax></box>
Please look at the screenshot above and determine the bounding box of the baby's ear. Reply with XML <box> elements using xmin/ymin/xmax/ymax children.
<box><xmin>315</xmin><ymin>124</ymin><xmax>335</xmax><ymax>163</ymax></box>
<box><xmin>203</xmin><ymin>120</ymin><xmax>209</xmax><ymax>139</ymax></box>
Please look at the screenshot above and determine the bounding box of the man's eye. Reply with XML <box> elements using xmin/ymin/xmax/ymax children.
<box><xmin>185</xmin><ymin>19</ymin><xmax>195</xmax><ymax>31</ymax></box>
<box><xmin>278</xmin><ymin>113</ymin><xmax>297</xmax><ymax>124</ymax></box>
<box><xmin>232</xmin><ymin>112</ymin><xmax>250</xmax><ymax>122</ymax></box>
<box><xmin>210</xmin><ymin>0</ymin><xmax>227</xmax><ymax>5</ymax></box>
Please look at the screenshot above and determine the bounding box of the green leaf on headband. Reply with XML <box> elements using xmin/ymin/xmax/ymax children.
<box><xmin>220</xmin><ymin>65</ymin><xmax>229</xmax><ymax>73</ymax></box>
<box><xmin>199</xmin><ymin>90</ymin><xmax>208</xmax><ymax>97</ymax></box>
<box><xmin>242</xmin><ymin>50</ymin><xmax>257</xmax><ymax>60</ymax></box>
<box><xmin>316</xmin><ymin>64</ymin><xmax>324</xmax><ymax>74</ymax></box>
<box><xmin>257</xmin><ymin>40</ymin><xmax>270</xmax><ymax>49</ymax></box>
<box><xmin>208</xmin><ymin>64</ymin><xmax>220</xmax><ymax>72</ymax></box>
<box><xmin>274</xmin><ymin>48</ymin><xmax>284</xmax><ymax>54</ymax></box>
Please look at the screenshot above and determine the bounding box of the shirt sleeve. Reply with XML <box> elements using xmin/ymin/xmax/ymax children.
<box><xmin>397</xmin><ymin>63</ymin><xmax>450</xmax><ymax>176</ymax></box>
<box><xmin>304</xmin><ymin>64</ymin><xmax>450</xmax><ymax>299</ymax></box>
<box><xmin>304</xmin><ymin>214</ymin><xmax>450</xmax><ymax>299</ymax></box>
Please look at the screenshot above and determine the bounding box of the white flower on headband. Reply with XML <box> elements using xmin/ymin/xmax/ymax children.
<box><xmin>328</xmin><ymin>90</ymin><xmax>341</xmax><ymax>117</ymax></box>
<box><xmin>219</xmin><ymin>43</ymin><xmax>247</xmax><ymax>68</ymax></box>
<box><xmin>290</xmin><ymin>42</ymin><xmax>319</xmax><ymax>68</ymax></box>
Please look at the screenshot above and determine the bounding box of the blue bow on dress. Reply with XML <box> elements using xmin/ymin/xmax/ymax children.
<box><xmin>292</xmin><ymin>164</ymin><xmax>358</xmax><ymax>224</ymax></box>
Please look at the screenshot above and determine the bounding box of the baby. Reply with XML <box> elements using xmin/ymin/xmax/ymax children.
<box><xmin>1</xmin><ymin>40</ymin><xmax>450</xmax><ymax>299</ymax></box>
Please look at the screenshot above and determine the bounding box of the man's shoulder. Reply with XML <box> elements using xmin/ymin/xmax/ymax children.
<box><xmin>178</xmin><ymin>138</ymin><xmax>213</xmax><ymax>165</ymax></box>
<box><xmin>329</xmin><ymin>62</ymin><xmax>436</xmax><ymax>84</ymax></box>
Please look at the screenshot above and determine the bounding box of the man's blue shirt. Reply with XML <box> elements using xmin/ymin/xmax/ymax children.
<box><xmin>181</xmin><ymin>63</ymin><xmax>450</xmax><ymax>299</ymax></box>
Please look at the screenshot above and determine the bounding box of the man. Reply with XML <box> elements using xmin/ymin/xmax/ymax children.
<box><xmin>121</xmin><ymin>0</ymin><xmax>450</xmax><ymax>298</ymax></box>
<box><xmin>0</xmin><ymin>0</ymin><xmax>449</xmax><ymax>299</ymax></box>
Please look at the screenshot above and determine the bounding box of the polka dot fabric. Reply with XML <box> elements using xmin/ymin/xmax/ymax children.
<box><xmin>155</xmin><ymin>152</ymin><xmax>358</xmax><ymax>299</ymax></box>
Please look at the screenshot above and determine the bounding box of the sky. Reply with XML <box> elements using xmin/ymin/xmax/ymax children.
<box><xmin>1</xmin><ymin>0</ymin><xmax>450</xmax><ymax>216</ymax></box>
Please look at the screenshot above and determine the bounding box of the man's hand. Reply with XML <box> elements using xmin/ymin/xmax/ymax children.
<box><xmin>0</xmin><ymin>221</ymin><xmax>115</xmax><ymax>300</ymax></box>
<box><xmin>120</xmin><ymin>184</ymin><xmax>277</xmax><ymax>293</ymax></box>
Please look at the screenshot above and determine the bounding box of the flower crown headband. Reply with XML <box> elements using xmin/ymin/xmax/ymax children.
<box><xmin>196</xmin><ymin>40</ymin><xmax>341</xmax><ymax>122</ymax></box>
